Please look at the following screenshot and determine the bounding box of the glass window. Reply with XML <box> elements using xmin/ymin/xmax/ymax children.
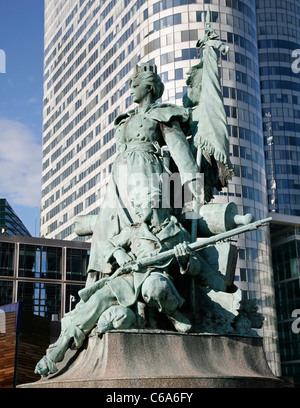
<box><xmin>0</xmin><ymin>242</ymin><xmax>14</xmax><ymax>277</ymax></box>
<box><xmin>18</xmin><ymin>281</ymin><xmax>61</xmax><ymax>320</ymax></box>
<box><xmin>175</xmin><ymin>68</ymin><xmax>183</xmax><ymax>80</ymax></box>
<box><xmin>226</xmin><ymin>14</ymin><xmax>233</xmax><ymax>25</ymax></box>
<box><xmin>66</xmin><ymin>248</ymin><xmax>90</xmax><ymax>281</ymax></box>
<box><xmin>154</xmin><ymin>13</ymin><xmax>181</xmax><ymax>32</ymax></box>
<box><xmin>223</xmin><ymin>86</ymin><xmax>229</xmax><ymax>98</ymax></box>
<box><xmin>161</xmin><ymin>71</ymin><xmax>168</xmax><ymax>83</ymax></box>
<box><xmin>212</xmin><ymin>11</ymin><xmax>219</xmax><ymax>22</ymax></box>
<box><xmin>196</xmin><ymin>11</ymin><xmax>202</xmax><ymax>22</ymax></box>
<box><xmin>173</xmin><ymin>13</ymin><xmax>181</xmax><ymax>25</ymax></box>
<box><xmin>240</xmin><ymin>268</ymin><xmax>247</xmax><ymax>281</ymax></box>
<box><xmin>153</xmin><ymin>2</ymin><xmax>161</xmax><ymax>13</ymax></box>
<box><xmin>239</xmin><ymin>248</ymin><xmax>245</xmax><ymax>260</ymax></box>
<box><xmin>0</xmin><ymin>280</ymin><xmax>13</xmax><ymax>306</ymax></box>
<box><xmin>232</xmin><ymin>145</ymin><xmax>239</xmax><ymax>157</ymax></box>
<box><xmin>19</xmin><ymin>245</ymin><xmax>62</xmax><ymax>279</ymax></box>
<box><xmin>18</xmin><ymin>245</ymin><xmax>35</xmax><ymax>278</ymax></box>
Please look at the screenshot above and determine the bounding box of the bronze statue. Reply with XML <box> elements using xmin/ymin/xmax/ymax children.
<box><xmin>34</xmin><ymin>9</ymin><xmax>266</xmax><ymax>378</ymax></box>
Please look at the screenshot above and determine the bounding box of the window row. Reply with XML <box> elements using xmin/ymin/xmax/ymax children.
<box><xmin>223</xmin><ymin>86</ymin><xmax>261</xmax><ymax>111</ymax></box>
<box><xmin>267</xmin><ymin>178</ymin><xmax>300</xmax><ymax>190</ymax></box>
<box><xmin>0</xmin><ymin>243</ymin><xmax>89</xmax><ymax>282</ymax></box>
<box><xmin>269</xmin><ymin>193</ymin><xmax>300</xmax><ymax>206</ymax></box>
<box><xmin>240</xmin><ymin>268</ymin><xmax>256</xmax><ymax>283</ymax></box>
<box><xmin>225</xmin><ymin>0</ymin><xmax>256</xmax><ymax>22</ymax></box>
<box><xmin>265</xmin><ymin>149</ymin><xmax>300</xmax><ymax>162</ymax></box>
<box><xmin>225</xmin><ymin>105</ymin><xmax>262</xmax><ymax>128</ymax></box>
<box><xmin>257</xmin><ymin>24</ymin><xmax>300</xmax><ymax>41</ymax></box>
<box><xmin>260</xmin><ymin>79</ymin><xmax>300</xmax><ymax>92</ymax></box>
<box><xmin>227</xmin><ymin>32</ymin><xmax>257</xmax><ymax>57</ymax></box>
<box><xmin>258</xmin><ymin>39</ymin><xmax>299</xmax><ymax>52</ymax></box>
<box><xmin>0</xmin><ymin>280</ymin><xmax>86</xmax><ymax>319</ymax></box>
<box><xmin>215</xmin><ymin>184</ymin><xmax>265</xmax><ymax>204</ymax></box>
<box><xmin>262</xmin><ymin>107</ymin><xmax>300</xmax><ymax>121</ymax></box>
<box><xmin>153</xmin><ymin>13</ymin><xmax>181</xmax><ymax>32</ymax></box>
<box><xmin>232</xmin><ymin>144</ymin><xmax>264</xmax><ymax>166</ymax></box>
<box><xmin>256</xmin><ymin>8</ymin><xmax>300</xmax><ymax>27</ymax></box>
<box><xmin>259</xmin><ymin>51</ymin><xmax>296</xmax><ymax>64</ymax></box>
<box><xmin>153</xmin><ymin>0</ymin><xmax>196</xmax><ymax>14</ymax></box>
<box><xmin>260</xmin><ymin>65</ymin><xmax>299</xmax><ymax>78</ymax></box>
<box><xmin>229</xmin><ymin>125</ymin><xmax>263</xmax><ymax>149</ymax></box>
<box><xmin>261</xmin><ymin>93</ymin><xmax>299</xmax><ymax>106</ymax></box>
<box><xmin>263</xmin><ymin>121</ymin><xmax>300</xmax><ymax>133</ymax></box>
<box><xmin>233</xmin><ymin>164</ymin><xmax>265</xmax><ymax>185</ymax></box>
<box><xmin>256</xmin><ymin>0</ymin><xmax>300</xmax><ymax>14</ymax></box>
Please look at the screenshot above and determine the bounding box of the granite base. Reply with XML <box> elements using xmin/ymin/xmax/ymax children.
<box><xmin>19</xmin><ymin>331</ymin><xmax>282</xmax><ymax>388</ymax></box>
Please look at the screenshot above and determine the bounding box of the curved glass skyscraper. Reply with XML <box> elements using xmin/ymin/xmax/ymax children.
<box><xmin>41</xmin><ymin>0</ymin><xmax>281</xmax><ymax>375</ymax></box>
<box><xmin>256</xmin><ymin>0</ymin><xmax>300</xmax><ymax>384</ymax></box>
<box><xmin>257</xmin><ymin>0</ymin><xmax>300</xmax><ymax>216</ymax></box>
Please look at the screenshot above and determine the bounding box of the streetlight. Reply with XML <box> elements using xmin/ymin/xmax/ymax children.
<box><xmin>69</xmin><ymin>295</ymin><xmax>76</xmax><ymax>312</ymax></box>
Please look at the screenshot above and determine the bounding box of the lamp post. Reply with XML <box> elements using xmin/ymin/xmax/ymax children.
<box><xmin>69</xmin><ymin>295</ymin><xmax>76</xmax><ymax>312</ymax></box>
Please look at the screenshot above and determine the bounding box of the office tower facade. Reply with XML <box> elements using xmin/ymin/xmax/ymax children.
<box><xmin>41</xmin><ymin>0</ymin><xmax>280</xmax><ymax>375</ymax></box>
<box><xmin>256</xmin><ymin>0</ymin><xmax>300</xmax><ymax>215</ymax></box>
<box><xmin>256</xmin><ymin>0</ymin><xmax>300</xmax><ymax>385</ymax></box>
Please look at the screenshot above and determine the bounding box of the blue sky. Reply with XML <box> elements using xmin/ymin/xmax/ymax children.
<box><xmin>0</xmin><ymin>0</ymin><xmax>44</xmax><ymax>236</ymax></box>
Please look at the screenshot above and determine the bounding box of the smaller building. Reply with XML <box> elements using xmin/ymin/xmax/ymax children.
<box><xmin>0</xmin><ymin>199</ymin><xmax>31</xmax><ymax>236</ymax></box>
<box><xmin>0</xmin><ymin>234</ymin><xmax>90</xmax><ymax>320</ymax></box>
<box><xmin>0</xmin><ymin>232</ymin><xmax>91</xmax><ymax>387</ymax></box>
<box><xmin>270</xmin><ymin>213</ymin><xmax>300</xmax><ymax>387</ymax></box>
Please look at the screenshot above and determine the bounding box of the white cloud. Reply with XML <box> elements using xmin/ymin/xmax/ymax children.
<box><xmin>0</xmin><ymin>119</ymin><xmax>42</xmax><ymax>207</ymax></box>
<box><xmin>27</xmin><ymin>97</ymin><xmax>38</xmax><ymax>104</ymax></box>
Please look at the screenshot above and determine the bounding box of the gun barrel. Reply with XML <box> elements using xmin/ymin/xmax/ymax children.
<box><xmin>79</xmin><ymin>217</ymin><xmax>272</xmax><ymax>302</ymax></box>
<box><xmin>136</xmin><ymin>217</ymin><xmax>272</xmax><ymax>268</ymax></box>
<box><xmin>189</xmin><ymin>216</ymin><xmax>272</xmax><ymax>251</ymax></box>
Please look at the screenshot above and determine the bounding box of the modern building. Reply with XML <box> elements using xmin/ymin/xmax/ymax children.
<box><xmin>0</xmin><ymin>234</ymin><xmax>89</xmax><ymax>319</ymax></box>
<box><xmin>256</xmin><ymin>0</ymin><xmax>300</xmax><ymax>386</ymax></box>
<box><xmin>40</xmin><ymin>0</ymin><xmax>282</xmax><ymax>376</ymax></box>
<box><xmin>0</xmin><ymin>199</ymin><xmax>31</xmax><ymax>237</ymax></box>
<box><xmin>269</xmin><ymin>214</ymin><xmax>300</xmax><ymax>387</ymax></box>
<box><xmin>256</xmin><ymin>0</ymin><xmax>300</xmax><ymax>216</ymax></box>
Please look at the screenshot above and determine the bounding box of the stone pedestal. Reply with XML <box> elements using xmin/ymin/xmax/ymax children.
<box><xmin>20</xmin><ymin>331</ymin><xmax>281</xmax><ymax>388</ymax></box>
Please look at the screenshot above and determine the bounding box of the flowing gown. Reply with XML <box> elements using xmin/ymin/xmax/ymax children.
<box><xmin>87</xmin><ymin>103</ymin><xmax>199</xmax><ymax>278</ymax></box>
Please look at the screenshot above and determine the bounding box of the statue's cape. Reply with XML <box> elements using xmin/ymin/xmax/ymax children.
<box><xmin>114</xmin><ymin>103</ymin><xmax>191</xmax><ymax>127</ymax></box>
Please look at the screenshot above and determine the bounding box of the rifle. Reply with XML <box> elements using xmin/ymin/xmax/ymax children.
<box><xmin>79</xmin><ymin>217</ymin><xmax>272</xmax><ymax>302</ymax></box>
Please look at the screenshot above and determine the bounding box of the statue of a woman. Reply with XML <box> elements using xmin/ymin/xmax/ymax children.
<box><xmin>86</xmin><ymin>63</ymin><xmax>202</xmax><ymax>283</ymax></box>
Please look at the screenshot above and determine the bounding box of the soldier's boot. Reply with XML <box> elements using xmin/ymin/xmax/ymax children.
<box><xmin>167</xmin><ymin>309</ymin><xmax>192</xmax><ymax>333</ymax></box>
